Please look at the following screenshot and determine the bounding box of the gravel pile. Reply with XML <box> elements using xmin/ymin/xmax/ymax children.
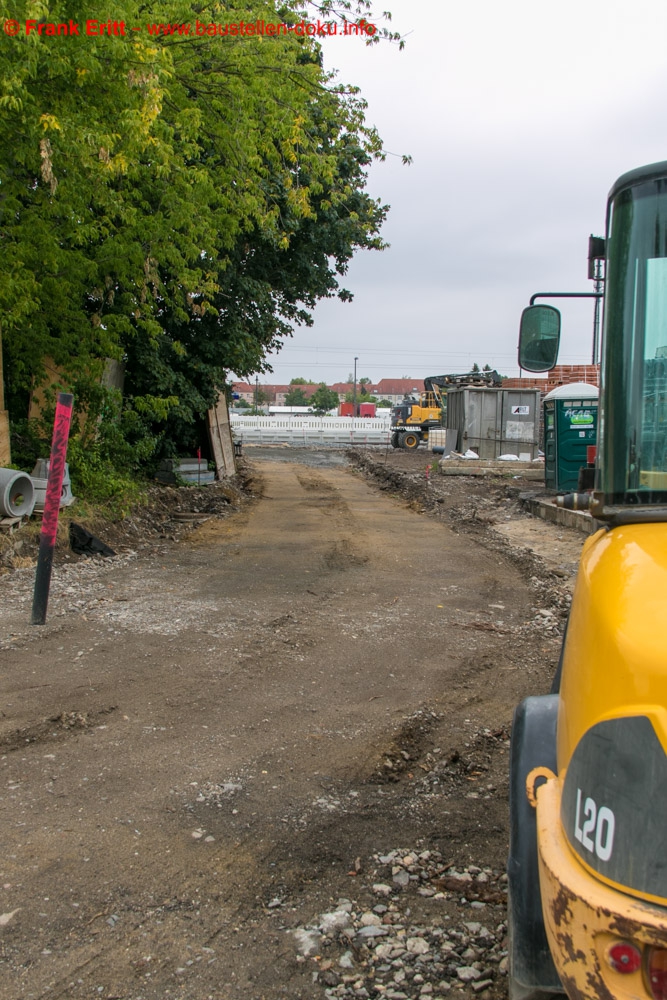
<box><xmin>288</xmin><ymin>848</ymin><xmax>508</xmax><ymax>1000</ymax></box>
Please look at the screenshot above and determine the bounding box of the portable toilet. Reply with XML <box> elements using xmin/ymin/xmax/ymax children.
<box><xmin>543</xmin><ymin>382</ymin><xmax>599</xmax><ymax>492</ymax></box>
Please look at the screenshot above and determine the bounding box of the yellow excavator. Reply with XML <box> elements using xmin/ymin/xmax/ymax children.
<box><xmin>390</xmin><ymin>370</ymin><xmax>501</xmax><ymax>449</ymax></box>
<box><xmin>509</xmin><ymin>161</ymin><xmax>667</xmax><ymax>1000</ymax></box>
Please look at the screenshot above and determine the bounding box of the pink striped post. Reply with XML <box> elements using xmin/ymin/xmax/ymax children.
<box><xmin>31</xmin><ymin>392</ymin><xmax>74</xmax><ymax>625</ymax></box>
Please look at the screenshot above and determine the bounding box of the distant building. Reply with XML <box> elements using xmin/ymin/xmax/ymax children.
<box><xmin>232</xmin><ymin>382</ymin><xmax>320</xmax><ymax>404</ymax></box>
<box><xmin>329</xmin><ymin>382</ymin><xmax>354</xmax><ymax>401</ymax></box>
<box><xmin>232</xmin><ymin>381</ymin><xmax>256</xmax><ymax>403</ymax></box>
<box><xmin>372</xmin><ymin>379</ymin><xmax>424</xmax><ymax>404</ymax></box>
<box><xmin>233</xmin><ymin>370</ymin><xmax>600</xmax><ymax>409</ymax></box>
<box><xmin>270</xmin><ymin>384</ymin><xmax>321</xmax><ymax>404</ymax></box>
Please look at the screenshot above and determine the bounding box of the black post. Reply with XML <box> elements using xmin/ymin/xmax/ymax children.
<box><xmin>31</xmin><ymin>393</ymin><xmax>74</xmax><ymax>625</ymax></box>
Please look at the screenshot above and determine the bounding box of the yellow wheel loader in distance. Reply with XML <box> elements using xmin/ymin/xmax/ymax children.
<box><xmin>390</xmin><ymin>370</ymin><xmax>502</xmax><ymax>449</ymax></box>
<box><xmin>508</xmin><ymin>161</ymin><xmax>667</xmax><ymax>1000</ymax></box>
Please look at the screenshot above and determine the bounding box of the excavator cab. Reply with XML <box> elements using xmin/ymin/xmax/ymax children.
<box><xmin>390</xmin><ymin>390</ymin><xmax>444</xmax><ymax>449</ymax></box>
<box><xmin>508</xmin><ymin>162</ymin><xmax>667</xmax><ymax>1000</ymax></box>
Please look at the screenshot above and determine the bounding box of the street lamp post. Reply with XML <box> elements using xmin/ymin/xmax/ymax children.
<box><xmin>353</xmin><ymin>356</ymin><xmax>358</xmax><ymax>416</ymax></box>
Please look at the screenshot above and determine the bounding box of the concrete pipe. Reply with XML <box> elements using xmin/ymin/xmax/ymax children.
<box><xmin>0</xmin><ymin>469</ymin><xmax>36</xmax><ymax>518</ymax></box>
<box><xmin>31</xmin><ymin>462</ymin><xmax>74</xmax><ymax>512</ymax></box>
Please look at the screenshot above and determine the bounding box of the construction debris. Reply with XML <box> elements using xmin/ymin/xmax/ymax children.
<box><xmin>69</xmin><ymin>522</ymin><xmax>116</xmax><ymax>558</ymax></box>
<box><xmin>155</xmin><ymin>458</ymin><xmax>215</xmax><ymax>485</ymax></box>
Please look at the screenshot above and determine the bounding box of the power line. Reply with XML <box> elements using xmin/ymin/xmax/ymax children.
<box><xmin>252</xmin><ymin>358</ymin><xmax>594</xmax><ymax>371</ymax></box>
<box><xmin>266</xmin><ymin>347</ymin><xmax>593</xmax><ymax>363</ymax></box>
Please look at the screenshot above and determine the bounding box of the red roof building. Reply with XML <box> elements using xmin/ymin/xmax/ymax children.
<box><xmin>232</xmin><ymin>369</ymin><xmax>598</xmax><ymax>409</ymax></box>
<box><xmin>329</xmin><ymin>382</ymin><xmax>354</xmax><ymax>400</ymax></box>
<box><xmin>232</xmin><ymin>382</ymin><xmax>322</xmax><ymax>404</ymax></box>
<box><xmin>372</xmin><ymin>379</ymin><xmax>424</xmax><ymax>403</ymax></box>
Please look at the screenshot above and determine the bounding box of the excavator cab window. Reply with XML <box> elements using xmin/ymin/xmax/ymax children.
<box><xmin>600</xmin><ymin>176</ymin><xmax>667</xmax><ymax>505</ymax></box>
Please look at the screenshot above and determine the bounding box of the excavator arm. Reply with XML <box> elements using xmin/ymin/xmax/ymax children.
<box><xmin>423</xmin><ymin>370</ymin><xmax>502</xmax><ymax>393</ymax></box>
<box><xmin>423</xmin><ymin>370</ymin><xmax>502</xmax><ymax>406</ymax></box>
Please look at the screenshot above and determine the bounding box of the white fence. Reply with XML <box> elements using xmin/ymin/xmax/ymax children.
<box><xmin>230</xmin><ymin>415</ymin><xmax>391</xmax><ymax>446</ymax></box>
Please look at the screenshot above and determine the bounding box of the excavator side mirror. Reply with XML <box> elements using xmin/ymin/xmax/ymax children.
<box><xmin>518</xmin><ymin>305</ymin><xmax>561</xmax><ymax>372</ymax></box>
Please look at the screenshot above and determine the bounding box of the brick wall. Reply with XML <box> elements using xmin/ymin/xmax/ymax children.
<box><xmin>503</xmin><ymin>364</ymin><xmax>600</xmax><ymax>393</ymax></box>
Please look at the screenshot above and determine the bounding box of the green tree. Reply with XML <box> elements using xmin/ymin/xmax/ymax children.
<box><xmin>376</xmin><ymin>399</ymin><xmax>392</xmax><ymax>408</ymax></box>
<box><xmin>247</xmin><ymin>387</ymin><xmax>269</xmax><ymax>415</ymax></box>
<box><xmin>290</xmin><ymin>378</ymin><xmax>310</xmax><ymax>385</ymax></box>
<box><xmin>344</xmin><ymin>389</ymin><xmax>375</xmax><ymax>403</ymax></box>
<box><xmin>471</xmin><ymin>362</ymin><xmax>481</xmax><ymax>373</ymax></box>
<box><xmin>309</xmin><ymin>383</ymin><xmax>340</xmax><ymax>414</ymax></box>
<box><xmin>1</xmin><ymin>0</ymin><xmax>403</xmax><ymax>468</ymax></box>
<box><xmin>284</xmin><ymin>387</ymin><xmax>310</xmax><ymax>406</ymax></box>
<box><xmin>119</xmin><ymin>34</ymin><xmax>390</xmax><ymax>454</ymax></box>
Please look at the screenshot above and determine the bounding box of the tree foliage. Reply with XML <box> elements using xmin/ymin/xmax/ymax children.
<box><xmin>309</xmin><ymin>382</ymin><xmax>339</xmax><ymax>412</ymax></box>
<box><xmin>345</xmin><ymin>389</ymin><xmax>375</xmax><ymax>403</ymax></box>
<box><xmin>1</xmin><ymin>0</ymin><xmax>400</xmax><ymax>467</ymax></box>
<box><xmin>284</xmin><ymin>386</ymin><xmax>310</xmax><ymax>406</ymax></box>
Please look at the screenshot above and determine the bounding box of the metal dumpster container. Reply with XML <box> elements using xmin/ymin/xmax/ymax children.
<box><xmin>446</xmin><ymin>387</ymin><xmax>541</xmax><ymax>460</ymax></box>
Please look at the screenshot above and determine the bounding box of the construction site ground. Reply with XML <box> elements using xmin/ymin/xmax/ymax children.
<box><xmin>0</xmin><ymin>447</ymin><xmax>586</xmax><ymax>1000</ymax></box>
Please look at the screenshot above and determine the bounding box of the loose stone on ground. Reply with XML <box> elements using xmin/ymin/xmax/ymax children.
<box><xmin>287</xmin><ymin>847</ymin><xmax>508</xmax><ymax>1000</ymax></box>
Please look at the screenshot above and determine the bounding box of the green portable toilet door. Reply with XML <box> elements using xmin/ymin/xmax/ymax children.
<box><xmin>544</xmin><ymin>403</ymin><xmax>557</xmax><ymax>490</ymax></box>
<box><xmin>555</xmin><ymin>400</ymin><xmax>598</xmax><ymax>491</ymax></box>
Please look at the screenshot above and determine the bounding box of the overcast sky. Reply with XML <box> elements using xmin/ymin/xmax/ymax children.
<box><xmin>247</xmin><ymin>0</ymin><xmax>667</xmax><ymax>386</ymax></box>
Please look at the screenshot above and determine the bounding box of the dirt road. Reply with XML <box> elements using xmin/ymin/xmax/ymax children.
<box><xmin>0</xmin><ymin>454</ymin><xmax>570</xmax><ymax>1000</ymax></box>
